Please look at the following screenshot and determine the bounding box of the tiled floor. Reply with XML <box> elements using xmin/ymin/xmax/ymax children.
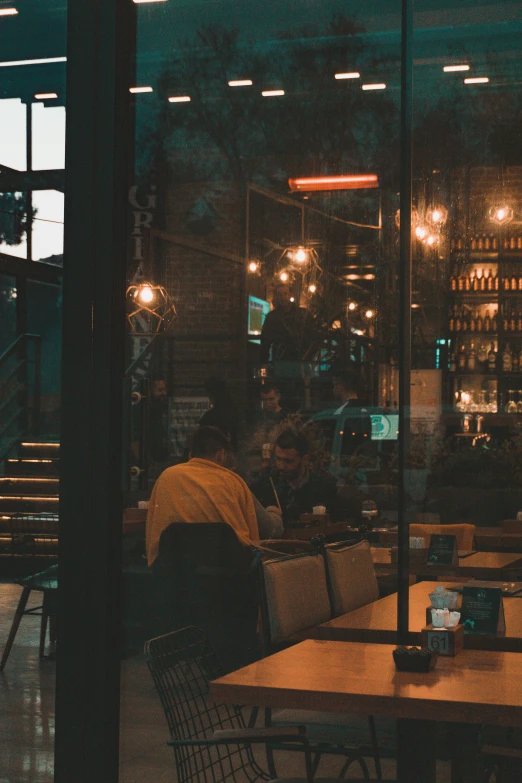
<box><xmin>0</xmin><ymin>582</ymin><xmax>456</xmax><ymax>782</ymax></box>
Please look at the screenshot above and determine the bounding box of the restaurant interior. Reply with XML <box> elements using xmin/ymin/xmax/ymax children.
<box><xmin>2</xmin><ymin>0</ymin><xmax>522</xmax><ymax>782</ymax></box>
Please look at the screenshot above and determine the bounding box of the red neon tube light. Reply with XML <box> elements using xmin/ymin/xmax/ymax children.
<box><xmin>288</xmin><ymin>174</ymin><xmax>379</xmax><ymax>192</ymax></box>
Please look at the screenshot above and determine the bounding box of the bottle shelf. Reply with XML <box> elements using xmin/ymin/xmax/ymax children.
<box><xmin>450</xmin><ymin>292</ymin><xmax>498</xmax><ymax>299</ymax></box>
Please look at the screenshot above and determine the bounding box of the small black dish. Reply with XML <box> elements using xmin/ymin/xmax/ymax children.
<box><xmin>393</xmin><ymin>646</ymin><xmax>438</xmax><ymax>672</ymax></box>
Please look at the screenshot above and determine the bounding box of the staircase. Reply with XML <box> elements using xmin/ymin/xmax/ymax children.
<box><xmin>0</xmin><ymin>441</ymin><xmax>60</xmax><ymax>519</ymax></box>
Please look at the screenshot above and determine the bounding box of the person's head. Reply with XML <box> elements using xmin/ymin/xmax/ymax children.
<box><xmin>261</xmin><ymin>381</ymin><xmax>281</xmax><ymax>413</ymax></box>
<box><xmin>273</xmin><ymin>283</ymin><xmax>292</xmax><ymax>308</ymax></box>
<box><xmin>333</xmin><ymin>369</ymin><xmax>358</xmax><ymax>402</ymax></box>
<box><xmin>274</xmin><ymin>429</ymin><xmax>310</xmax><ymax>481</ymax></box>
<box><xmin>204</xmin><ymin>376</ymin><xmax>230</xmax><ymax>407</ymax></box>
<box><xmin>190</xmin><ymin>426</ymin><xmax>230</xmax><ymax>466</ymax></box>
<box><xmin>149</xmin><ymin>376</ymin><xmax>168</xmax><ymax>406</ymax></box>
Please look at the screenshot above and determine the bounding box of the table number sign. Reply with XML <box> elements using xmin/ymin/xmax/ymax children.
<box><xmin>461</xmin><ymin>586</ymin><xmax>506</xmax><ymax>635</ymax></box>
<box><xmin>427</xmin><ymin>534</ymin><xmax>458</xmax><ymax>566</ymax></box>
<box><xmin>421</xmin><ymin>624</ymin><xmax>464</xmax><ymax>656</ymax></box>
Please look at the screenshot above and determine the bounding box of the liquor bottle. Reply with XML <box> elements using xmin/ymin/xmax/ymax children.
<box><xmin>511</xmin><ymin>236</ymin><xmax>516</xmax><ymax>250</ymax></box>
<box><xmin>492</xmin><ymin>235</ymin><xmax>498</xmax><ymax>251</ymax></box>
<box><xmin>457</xmin><ymin>237</ymin><xmax>463</xmax><ymax>251</ymax></box>
<box><xmin>468</xmin><ymin>342</ymin><xmax>477</xmax><ymax>371</ymax></box>
<box><xmin>487</xmin><ymin>269</ymin><xmax>495</xmax><ymax>291</ymax></box>
<box><xmin>518</xmin><ymin>274</ymin><xmax>522</xmax><ymax>292</ymax></box>
<box><xmin>492</xmin><ymin>308</ymin><xmax>498</xmax><ymax>332</ymax></box>
<box><xmin>518</xmin><ymin>236</ymin><xmax>522</xmax><ymax>250</ymax></box>
<box><xmin>484</xmin><ymin>234</ymin><xmax>491</xmax><ymax>250</ymax></box>
<box><xmin>473</xmin><ymin>270</ymin><xmax>481</xmax><ymax>291</ymax></box>
<box><xmin>465</xmin><ymin>271</ymin><xmax>471</xmax><ymax>291</ymax></box>
<box><xmin>503</xmin><ymin>343</ymin><xmax>513</xmax><ymax>373</ymax></box>
<box><xmin>471</xmin><ymin>235</ymin><xmax>477</xmax><ymax>251</ymax></box>
<box><xmin>503</xmin><ymin>305</ymin><xmax>509</xmax><ymax>332</ymax></box>
<box><xmin>469</xmin><ymin>271</ymin><xmax>476</xmax><ymax>291</ymax></box>
<box><xmin>482</xmin><ymin>269</ymin><xmax>489</xmax><ymax>291</ymax></box>
<box><xmin>450</xmin><ymin>273</ymin><xmax>457</xmax><ymax>291</ymax></box>
<box><xmin>487</xmin><ymin>342</ymin><xmax>497</xmax><ymax>373</ymax></box>
<box><xmin>476</xmin><ymin>310</ymin><xmax>484</xmax><ymax>332</ymax></box>
<box><xmin>494</xmin><ymin>272</ymin><xmax>499</xmax><ymax>291</ymax></box>
<box><xmin>478</xmin><ymin>342</ymin><xmax>488</xmax><ymax>368</ymax></box>
<box><xmin>510</xmin><ymin>310</ymin><xmax>517</xmax><ymax>333</ymax></box>
<box><xmin>469</xmin><ymin>310</ymin><xmax>476</xmax><ymax>332</ymax></box>
<box><xmin>458</xmin><ymin>344</ymin><xmax>467</xmax><ymax>370</ymax></box>
<box><xmin>511</xmin><ymin>273</ymin><xmax>518</xmax><ymax>291</ymax></box>
<box><xmin>462</xmin><ymin>310</ymin><xmax>469</xmax><ymax>332</ymax></box>
<box><xmin>455</xmin><ymin>308</ymin><xmax>462</xmax><ymax>332</ymax></box>
<box><xmin>458</xmin><ymin>272</ymin><xmax>465</xmax><ymax>291</ymax></box>
<box><xmin>449</xmin><ymin>306</ymin><xmax>457</xmax><ymax>332</ymax></box>
<box><xmin>449</xmin><ymin>351</ymin><xmax>456</xmax><ymax>372</ymax></box>
<box><xmin>484</xmin><ymin>309</ymin><xmax>491</xmax><ymax>333</ymax></box>
<box><xmin>518</xmin><ymin>350</ymin><xmax>522</xmax><ymax>372</ymax></box>
<box><xmin>478</xmin><ymin>235</ymin><xmax>484</xmax><ymax>251</ymax></box>
<box><xmin>513</xmin><ymin>352</ymin><xmax>520</xmax><ymax>373</ymax></box>
<box><xmin>504</xmin><ymin>275</ymin><xmax>511</xmax><ymax>292</ymax></box>
<box><xmin>518</xmin><ymin>310</ymin><xmax>522</xmax><ymax>333</ymax></box>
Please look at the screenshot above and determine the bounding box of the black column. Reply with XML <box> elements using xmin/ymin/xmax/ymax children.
<box><xmin>54</xmin><ymin>0</ymin><xmax>132</xmax><ymax>780</ymax></box>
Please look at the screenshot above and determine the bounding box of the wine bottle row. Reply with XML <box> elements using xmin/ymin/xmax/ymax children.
<box><xmin>450</xmin><ymin>341</ymin><xmax>522</xmax><ymax>374</ymax></box>
<box><xmin>450</xmin><ymin>269</ymin><xmax>522</xmax><ymax>293</ymax></box>
<box><xmin>451</xmin><ymin>234</ymin><xmax>522</xmax><ymax>252</ymax></box>
<box><xmin>449</xmin><ymin>306</ymin><xmax>522</xmax><ymax>333</ymax></box>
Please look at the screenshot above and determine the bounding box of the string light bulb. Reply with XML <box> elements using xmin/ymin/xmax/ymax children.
<box><xmin>348</xmin><ymin>302</ymin><xmax>357</xmax><ymax>311</ymax></box>
<box><xmin>488</xmin><ymin>205</ymin><xmax>514</xmax><ymax>226</ymax></box>
<box><xmin>309</xmin><ymin>284</ymin><xmax>317</xmax><ymax>293</ymax></box>
<box><xmin>248</xmin><ymin>261</ymin><xmax>259</xmax><ymax>273</ymax></box>
<box><xmin>426</xmin><ymin>205</ymin><xmax>448</xmax><ymax>225</ymax></box>
<box><xmin>415</xmin><ymin>226</ymin><xmax>428</xmax><ymax>241</ymax></box>
<box><xmin>279</xmin><ymin>271</ymin><xmax>289</xmax><ymax>282</ymax></box>
<box><xmin>136</xmin><ymin>284</ymin><xmax>154</xmax><ymax>304</ymax></box>
<box><xmin>295</xmin><ymin>246</ymin><xmax>307</xmax><ymax>263</ymax></box>
<box><xmin>365</xmin><ymin>309</ymin><xmax>374</xmax><ymax>319</ymax></box>
<box><xmin>426</xmin><ymin>235</ymin><xmax>438</xmax><ymax>246</ymax></box>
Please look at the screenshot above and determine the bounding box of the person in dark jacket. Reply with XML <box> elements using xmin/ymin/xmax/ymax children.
<box><xmin>251</xmin><ymin>428</ymin><xmax>338</xmax><ymax>526</ymax></box>
<box><xmin>260</xmin><ymin>283</ymin><xmax>317</xmax><ymax>363</ymax></box>
<box><xmin>199</xmin><ymin>377</ymin><xmax>238</xmax><ymax>449</ymax></box>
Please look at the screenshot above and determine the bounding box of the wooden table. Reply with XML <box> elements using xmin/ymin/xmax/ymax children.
<box><xmin>371</xmin><ymin>547</ymin><xmax>522</xmax><ymax>579</ymax></box>
<box><xmin>211</xmin><ymin>640</ymin><xmax>522</xmax><ymax>782</ymax></box>
<box><xmin>316</xmin><ymin>580</ymin><xmax>522</xmax><ymax>651</ymax></box>
<box><xmin>378</xmin><ymin>526</ymin><xmax>522</xmax><ymax>552</ymax></box>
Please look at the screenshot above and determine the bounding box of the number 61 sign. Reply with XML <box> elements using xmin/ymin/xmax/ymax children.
<box><xmin>421</xmin><ymin>625</ymin><xmax>464</xmax><ymax>657</ymax></box>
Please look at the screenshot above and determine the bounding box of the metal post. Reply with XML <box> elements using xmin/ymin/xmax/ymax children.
<box><xmin>397</xmin><ymin>0</ymin><xmax>413</xmax><ymax>645</ymax></box>
<box><xmin>54</xmin><ymin>0</ymin><xmax>132</xmax><ymax>780</ymax></box>
<box><xmin>26</xmin><ymin>101</ymin><xmax>33</xmax><ymax>263</ymax></box>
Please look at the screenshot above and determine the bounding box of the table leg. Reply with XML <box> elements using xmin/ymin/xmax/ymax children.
<box><xmin>449</xmin><ymin>723</ymin><xmax>481</xmax><ymax>783</ymax></box>
<box><xmin>397</xmin><ymin>719</ymin><xmax>437</xmax><ymax>783</ymax></box>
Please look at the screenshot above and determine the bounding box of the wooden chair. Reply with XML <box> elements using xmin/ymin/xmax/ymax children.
<box><xmin>409</xmin><ymin>522</ymin><xmax>476</xmax><ymax>551</ymax></box>
<box><xmin>258</xmin><ymin>552</ymin><xmax>383</xmax><ymax>780</ymax></box>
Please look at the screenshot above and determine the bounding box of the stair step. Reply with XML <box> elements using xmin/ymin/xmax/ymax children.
<box><xmin>19</xmin><ymin>441</ymin><xmax>60</xmax><ymax>459</ymax></box>
<box><xmin>5</xmin><ymin>458</ymin><xmax>60</xmax><ymax>478</ymax></box>
<box><xmin>0</xmin><ymin>496</ymin><xmax>59</xmax><ymax>512</ymax></box>
<box><xmin>0</xmin><ymin>477</ymin><xmax>59</xmax><ymax>495</ymax></box>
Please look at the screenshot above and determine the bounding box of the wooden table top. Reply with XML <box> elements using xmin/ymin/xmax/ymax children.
<box><xmin>210</xmin><ymin>639</ymin><xmax>522</xmax><ymax>728</ymax></box>
<box><xmin>316</xmin><ymin>580</ymin><xmax>522</xmax><ymax>652</ymax></box>
<box><xmin>371</xmin><ymin>547</ymin><xmax>522</xmax><ymax>579</ymax></box>
<box><xmin>378</xmin><ymin>526</ymin><xmax>522</xmax><ymax>551</ymax></box>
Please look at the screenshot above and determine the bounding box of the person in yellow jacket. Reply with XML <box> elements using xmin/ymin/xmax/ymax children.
<box><xmin>146</xmin><ymin>426</ymin><xmax>282</xmax><ymax>566</ymax></box>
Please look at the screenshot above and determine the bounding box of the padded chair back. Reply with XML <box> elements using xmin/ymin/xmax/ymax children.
<box><xmin>324</xmin><ymin>539</ymin><xmax>379</xmax><ymax>617</ymax></box>
<box><xmin>153</xmin><ymin>523</ymin><xmax>259</xmax><ymax>671</ymax></box>
<box><xmin>145</xmin><ymin>626</ymin><xmax>262</xmax><ymax>783</ymax></box>
<box><xmin>260</xmin><ymin>553</ymin><xmax>331</xmax><ymax>646</ymax></box>
<box><xmin>409</xmin><ymin>523</ymin><xmax>476</xmax><ymax>551</ymax></box>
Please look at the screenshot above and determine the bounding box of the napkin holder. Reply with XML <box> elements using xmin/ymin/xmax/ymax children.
<box><xmin>421</xmin><ymin>624</ymin><xmax>464</xmax><ymax>657</ymax></box>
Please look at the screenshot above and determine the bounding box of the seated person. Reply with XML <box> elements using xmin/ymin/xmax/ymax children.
<box><xmin>146</xmin><ymin>426</ymin><xmax>282</xmax><ymax>565</ymax></box>
<box><xmin>251</xmin><ymin>428</ymin><xmax>338</xmax><ymax>526</ymax></box>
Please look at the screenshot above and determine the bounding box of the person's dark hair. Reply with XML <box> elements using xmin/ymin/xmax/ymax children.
<box><xmin>276</xmin><ymin>428</ymin><xmax>310</xmax><ymax>456</ymax></box>
<box><xmin>334</xmin><ymin>369</ymin><xmax>358</xmax><ymax>395</ymax></box>
<box><xmin>191</xmin><ymin>426</ymin><xmax>230</xmax><ymax>458</ymax></box>
<box><xmin>204</xmin><ymin>376</ymin><xmax>231</xmax><ymax>406</ymax></box>
<box><xmin>261</xmin><ymin>381</ymin><xmax>280</xmax><ymax>395</ymax></box>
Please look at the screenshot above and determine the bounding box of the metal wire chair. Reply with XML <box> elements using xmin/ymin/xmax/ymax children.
<box><xmin>145</xmin><ymin>626</ymin><xmax>315</xmax><ymax>783</ymax></box>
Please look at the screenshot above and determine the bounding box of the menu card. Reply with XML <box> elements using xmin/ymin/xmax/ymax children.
<box><xmin>461</xmin><ymin>586</ymin><xmax>506</xmax><ymax>635</ymax></box>
<box><xmin>427</xmin><ymin>534</ymin><xmax>458</xmax><ymax>566</ymax></box>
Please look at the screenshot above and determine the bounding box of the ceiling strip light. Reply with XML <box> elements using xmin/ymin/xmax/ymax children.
<box><xmin>34</xmin><ymin>92</ymin><xmax>58</xmax><ymax>100</ymax></box>
<box><xmin>168</xmin><ymin>95</ymin><xmax>191</xmax><ymax>103</ymax></box>
<box><xmin>129</xmin><ymin>86</ymin><xmax>153</xmax><ymax>93</ymax></box>
<box><xmin>335</xmin><ymin>72</ymin><xmax>360</xmax><ymax>80</ymax></box>
<box><xmin>0</xmin><ymin>8</ymin><xmax>18</xmax><ymax>15</ymax></box>
<box><xmin>262</xmin><ymin>90</ymin><xmax>285</xmax><ymax>97</ymax></box>
<box><xmin>443</xmin><ymin>64</ymin><xmax>470</xmax><ymax>72</ymax></box>
<box><xmin>362</xmin><ymin>83</ymin><xmax>386</xmax><ymax>91</ymax></box>
<box><xmin>133</xmin><ymin>0</ymin><xmax>167</xmax><ymax>3</ymax></box>
<box><xmin>288</xmin><ymin>174</ymin><xmax>379</xmax><ymax>192</ymax></box>
<box><xmin>0</xmin><ymin>56</ymin><xmax>66</xmax><ymax>67</ymax></box>
<box><xmin>228</xmin><ymin>79</ymin><xmax>253</xmax><ymax>87</ymax></box>
<box><xmin>464</xmin><ymin>77</ymin><xmax>489</xmax><ymax>84</ymax></box>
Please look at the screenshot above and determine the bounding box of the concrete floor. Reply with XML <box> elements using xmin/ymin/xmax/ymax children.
<box><xmin>0</xmin><ymin>582</ymin><xmax>457</xmax><ymax>783</ymax></box>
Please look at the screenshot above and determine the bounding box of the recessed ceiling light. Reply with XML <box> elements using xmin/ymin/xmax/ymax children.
<box><xmin>168</xmin><ymin>95</ymin><xmax>191</xmax><ymax>103</ymax></box>
<box><xmin>262</xmin><ymin>90</ymin><xmax>285</xmax><ymax>97</ymax></box>
<box><xmin>0</xmin><ymin>7</ymin><xmax>18</xmax><ymax>16</ymax></box>
<box><xmin>362</xmin><ymin>83</ymin><xmax>386</xmax><ymax>91</ymax></box>
<box><xmin>335</xmin><ymin>72</ymin><xmax>360</xmax><ymax>80</ymax></box>
<box><xmin>34</xmin><ymin>92</ymin><xmax>58</xmax><ymax>100</ymax></box>
<box><xmin>0</xmin><ymin>56</ymin><xmax>66</xmax><ymax>67</ymax></box>
<box><xmin>129</xmin><ymin>86</ymin><xmax>153</xmax><ymax>93</ymax></box>
<box><xmin>464</xmin><ymin>77</ymin><xmax>489</xmax><ymax>84</ymax></box>
<box><xmin>228</xmin><ymin>79</ymin><xmax>253</xmax><ymax>87</ymax></box>
<box><xmin>443</xmin><ymin>64</ymin><xmax>470</xmax><ymax>72</ymax></box>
